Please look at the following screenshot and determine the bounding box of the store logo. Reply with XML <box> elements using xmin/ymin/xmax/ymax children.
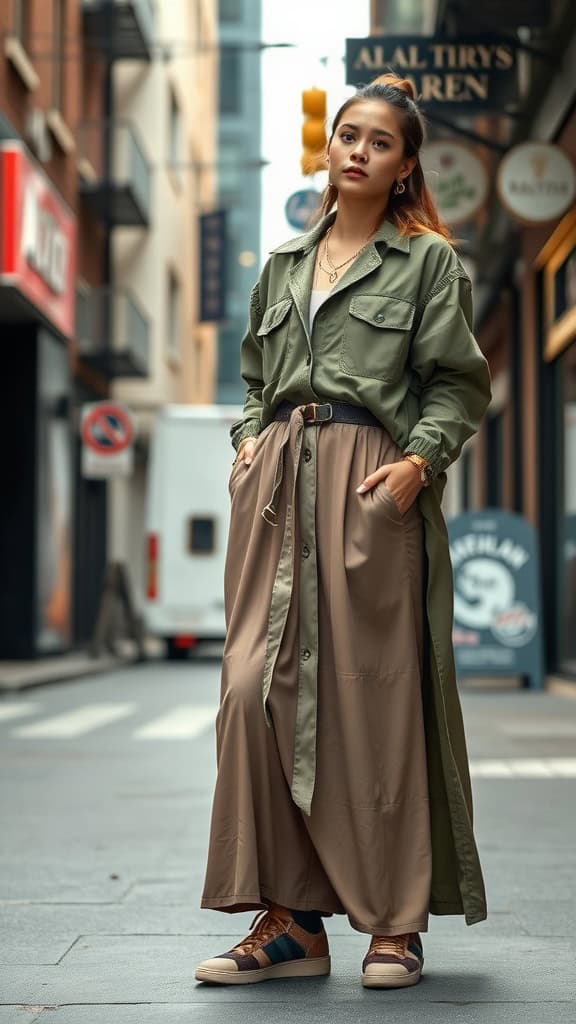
<box><xmin>421</xmin><ymin>141</ymin><xmax>488</xmax><ymax>225</ymax></box>
<box><xmin>20</xmin><ymin>178</ymin><xmax>69</xmax><ymax>295</ymax></box>
<box><xmin>453</xmin><ymin>557</ymin><xmax>537</xmax><ymax>647</ymax></box>
<box><xmin>451</xmin><ymin>532</ymin><xmax>538</xmax><ymax>648</ymax></box>
<box><xmin>497</xmin><ymin>142</ymin><xmax>576</xmax><ymax>224</ymax></box>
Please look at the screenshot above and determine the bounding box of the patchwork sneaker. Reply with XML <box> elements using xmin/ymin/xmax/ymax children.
<box><xmin>195</xmin><ymin>903</ymin><xmax>330</xmax><ymax>985</ymax></box>
<box><xmin>361</xmin><ymin>932</ymin><xmax>424</xmax><ymax>988</ymax></box>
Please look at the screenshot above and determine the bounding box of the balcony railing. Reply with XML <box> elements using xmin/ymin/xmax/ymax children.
<box><xmin>78</xmin><ymin>120</ymin><xmax>151</xmax><ymax>227</ymax></box>
<box><xmin>76</xmin><ymin>286</ymin><xmax>150</xmax><ymax>378</ymax></box>
<box><xmin>82</xmin><ymin>0</ymin><xmax>155</xmax><ymax>61</ymax></box>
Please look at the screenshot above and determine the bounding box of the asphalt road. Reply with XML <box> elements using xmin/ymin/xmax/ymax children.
<box><xmin>1</xmin><ymin>660</ymin><xmax>576</xmax><ymax>1023</ymax></box>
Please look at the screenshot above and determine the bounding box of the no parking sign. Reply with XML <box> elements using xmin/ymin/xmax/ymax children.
<box><xmin>81</xmin><ymin>402</ymin><xmax>135</xmax><ymax>478</ymax></box>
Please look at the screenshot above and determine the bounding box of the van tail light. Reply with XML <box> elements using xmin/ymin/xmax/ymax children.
<box><xmin>174</xmin><ymin>635</ymin><xmax>198</xmax><ymax>649</ymax></box>
<box><xmin>147</xmin><ymin>533</ymin><xmax>159</xmax><ymax>600</ymax></box>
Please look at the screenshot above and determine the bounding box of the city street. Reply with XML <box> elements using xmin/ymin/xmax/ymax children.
<box><xmin>1</xmin><ymin>662</ymin><xmax>576</xmax><ymax>1023</ymax></box>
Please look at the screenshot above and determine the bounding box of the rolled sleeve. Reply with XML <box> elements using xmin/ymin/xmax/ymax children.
<box><xmin>404</xmin><ymin>271</ymin><xmax>492</xmax><ymax>479</ymax></box>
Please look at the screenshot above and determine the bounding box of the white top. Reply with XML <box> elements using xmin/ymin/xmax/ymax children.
<box><xmin>309</xmin><ymin>289</ymin><xmax>331</xmax><ymax>332</ymax></box>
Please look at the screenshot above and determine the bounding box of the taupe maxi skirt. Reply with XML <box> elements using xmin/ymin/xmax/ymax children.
<box><xmin>201</xmin><ymin>403</ymin><xmax>433</xmax><ymax>936</ymax></box>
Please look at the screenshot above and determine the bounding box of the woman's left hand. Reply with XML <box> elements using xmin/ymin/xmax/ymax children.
<box><xmin>356</xmin><ymin>459</ymin><xmax>423</xmax><ymax>515</ymax></box>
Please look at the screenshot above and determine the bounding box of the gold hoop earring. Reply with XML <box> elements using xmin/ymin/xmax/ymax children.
<box><xmin>394</xmin><ymin>179</ymin><xmax>406</xmax><ymax>195</ymax></box>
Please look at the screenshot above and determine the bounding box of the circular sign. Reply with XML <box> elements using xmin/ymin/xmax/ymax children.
<box><xmin>421</xmin><ymin>142</ymin><xmax>488</xmax><ymax>225</ymax></box>
<box><xmin>497</xmin><ymin>142</ymin><xmax>576</xmax><ymax>224</ymax></box>
<box><xmin>285</xmin><ymin>189</ymin><xmax>322</xmax><ymax>230</ymax></box>
<box><xmin>81</xmin><ymin>402</ymin><xmax>134</xmax><ymax>455</ymax></box>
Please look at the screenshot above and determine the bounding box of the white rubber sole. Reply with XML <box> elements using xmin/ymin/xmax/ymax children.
<box><xmin>195</xmin><ymin>955</ymin><xmax>331</xmax><ymax>985</ymax></box>
<box><xmin>362</xmin><ymin>963</ymin><xmax>422</xmax><ymax>989</ymax></box>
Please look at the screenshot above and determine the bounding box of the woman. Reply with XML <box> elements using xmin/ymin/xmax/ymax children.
<box><xmin>195</xmin><ymin>73</ymin><xmax>491</xmax><ymax>990</ymax></box>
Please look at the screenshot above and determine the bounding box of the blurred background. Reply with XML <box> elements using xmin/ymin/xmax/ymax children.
<box><xmin>0</xmin><ymin>0</ymin><xmax>574</xmax><ymax>691</ymax></box>
<box><xmin>2</xmin><ymin>5</ymin><xmax>576</xmax><ymax>1017</ymax></box>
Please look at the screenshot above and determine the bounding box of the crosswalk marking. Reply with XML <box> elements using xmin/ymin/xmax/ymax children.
<box><xmin>470</xmin><ymin>758</ymin><xmax>576</xmax><ymax>778</ymax></box>
<box><xmin>0</xmin><ymin>703</ymin><xmax>41</xmax><ymax>722</ymax></box>
<box><xmin>2</xmin><ymin>703</ymin><xmax>574</xmax><ymax>770</ymax></box>
<box><xmin>13</xmin><ymin>703</ymin><xmax>137</xmax><ymax>738</ymax></box>
<box><xmin>133</xmin><ymin>705</ymin><xmax>216</xmax><ymax>739</ymax></box>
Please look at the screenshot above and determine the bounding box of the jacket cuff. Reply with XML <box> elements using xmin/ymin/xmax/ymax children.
<box><xmin>231</xmin><ymin>418</ymin><xmax>262</xmax><ymax>452</ymax></box>
<box><xmin>403</xmin><ymin>438</ymin><xmax>447</xmax><ymax>480</ymax></box>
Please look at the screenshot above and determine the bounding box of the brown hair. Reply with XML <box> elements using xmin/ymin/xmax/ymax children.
<box><xmin>313</xmin><ymin>72</ymin><xmax>452</xmax><ymax>242</ymax></box>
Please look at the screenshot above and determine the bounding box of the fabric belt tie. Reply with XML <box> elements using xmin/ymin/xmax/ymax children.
<box><xmin>259</xmin><ymin>399</ymin><xmax>382</xmax><ymax>816</ymax></box>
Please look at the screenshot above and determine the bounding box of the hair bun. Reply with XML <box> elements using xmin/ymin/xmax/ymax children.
<box><xmin>370</xmin><ymin>73</ymin><xmax>417</xmax><ymax>101</ymax></box>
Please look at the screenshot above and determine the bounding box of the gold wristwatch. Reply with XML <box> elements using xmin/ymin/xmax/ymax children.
<box><xmin>403</xmin><ymin>452</ymin><xmax>433</xmax><ymax>486</ymax></box>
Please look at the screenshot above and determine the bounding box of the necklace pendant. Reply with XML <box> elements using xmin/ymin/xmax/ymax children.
<box><xmin>329</xmin><ymin>270</ymin><xmax>338</xmax><ymax>283</ymax></box>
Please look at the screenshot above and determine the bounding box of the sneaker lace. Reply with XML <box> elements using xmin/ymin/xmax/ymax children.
<box><xmin>369</xmin><ymin>934</ymin><xmax>409</xmax><ymax>957</ymax></box>
<box><xmin>232</xmin><ymin>908</ymin><xmax>288</xmax><ymax>955</ymax></box>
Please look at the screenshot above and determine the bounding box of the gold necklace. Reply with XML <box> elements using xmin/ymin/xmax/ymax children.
<box><xmin>317</xmin><ymin>226</ymin><xmax>374</xmax><ymax>284</ymax></box>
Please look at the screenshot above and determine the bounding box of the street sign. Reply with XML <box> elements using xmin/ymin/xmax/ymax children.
<box><xmin>448</xmin><ymin>509</ymin><xmax>544</xmax><ymax>689</ymax></box>
<box><xmin>285</xmin><ymin>190</ymin><xmax>322</xmax><ymax>230</ymax></box>
<box><xmin>81</xmin><ymin>401</ymin><xmax>135</xmax><ymax>478</ymax></box>
<box><xmin>199</xmin><ymin>209</ymin><xmax>227</xmax><ymax>323</ymax></box>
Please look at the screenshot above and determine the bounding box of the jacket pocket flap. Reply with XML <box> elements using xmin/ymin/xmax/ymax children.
<box><xmin>349</xmin><ymin>295</ymin><xmax>415</xmax><ymax>330</ymax></box>
<box><xmin>257</xmin><ymin>298</ymin><xmax>292</xmax><ymax>335</ymax></box>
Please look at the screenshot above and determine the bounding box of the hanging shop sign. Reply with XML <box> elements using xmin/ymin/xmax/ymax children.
<box><xmin>448</xmin><ymin>509</ymin><xmax>544</xmax><ymax>689</ymax></box>
<box><xmin>199</xmin><ymin>209</ymin><xmax>227</xmax><ymax>323</ymax></box>
<box><xmin>285</xmin><ymin>190</ymin><xmax>322</xmax><ymax>230</ymax></box>
<box><xmin>497</xmin><ymin>142</ymin><xmax>576</xmax><ymax>225</ymax></box>
<box><xmin>466</xmin><ymin>0</ymin><xmax>549</xmax><ymax>28</ymax></box>
<box><xmin>81</xmin><ymin>401</ymin><xmax>135</xmax><ymax>478</ymax></box>
<box><xmin>0</xmin><ymin>142</ymin><xmax>76</xmax><ymax>337</ymax></box>
<box><xmin>420</xmin><ymin>142</ymin><xmax>488</xmax><ymax>225</ymax></box>
<box><xmin>345</xmin><ymin>36</ymin><xmax>517</xmax><ymax>110</ymax></box>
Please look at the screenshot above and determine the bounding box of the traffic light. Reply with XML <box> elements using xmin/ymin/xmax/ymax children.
<box><xmin>301</xmin><ymin>88</ymin><xmax>327</xmax><ymax>176</ymax></box>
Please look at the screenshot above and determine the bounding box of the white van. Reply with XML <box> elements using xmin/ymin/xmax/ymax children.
<box><xmin>144</xmin><ymin>404</ymin><xmax>243</xmax><ymax>659</ymax></box>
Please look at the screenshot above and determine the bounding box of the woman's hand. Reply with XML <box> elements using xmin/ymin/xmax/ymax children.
<box><xmin>235</xmin><ymin>437</ymin><xmax>257</xmax><ymax>466</ymax></box>
<box><xmin>356</xmin><ymin>459</ymin><xmax>423</xmax><ymax>515</ymax></box>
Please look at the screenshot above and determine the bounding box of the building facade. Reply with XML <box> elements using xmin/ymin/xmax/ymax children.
<box><xmin>0</xmin><ymin>0</ymin><xmax>218</xmax><ymax>658</ymax></box>
<box><xmin>98</xmin><ymin>0</ymin><xmax>219</xmax><ymax>607</ymax></box>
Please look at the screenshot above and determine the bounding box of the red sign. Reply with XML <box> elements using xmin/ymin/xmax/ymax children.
<box><xmin>81</xmin><ymin>403</ymin><xmax>134</xmax><ymax>455</ymax></box>
<box><xmin>0</xmin><ymin>143</ymin><xmax>77</xmax><ymax>337</ymax></box>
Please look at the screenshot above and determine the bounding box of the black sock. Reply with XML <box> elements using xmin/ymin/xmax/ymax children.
<box><xmin>290</xmin><ymin>908</ymin><xmax>323</xmax><ymax>933</ymax></box>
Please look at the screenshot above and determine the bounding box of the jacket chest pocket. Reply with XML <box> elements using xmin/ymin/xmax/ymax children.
<box><xmin>257</xmin><ymin>297</ymin><xmax>293</xmax><ymax>383</ymax></box>
<box><xmin>340</xmin><ymin>295</ymin><xmax>415</xmax><ymax>383</ymax></box>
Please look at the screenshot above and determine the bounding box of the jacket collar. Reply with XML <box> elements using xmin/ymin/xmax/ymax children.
<box><xmin>269</xmin><ymin>208</ymin><xmax>411</xmax><ymax>256</ymax></box>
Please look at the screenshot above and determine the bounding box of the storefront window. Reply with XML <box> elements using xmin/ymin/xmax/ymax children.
<box><xmin>558</xmin><ymin>341</ymin><xmax>576</xmax><ymax>674</ymax></box>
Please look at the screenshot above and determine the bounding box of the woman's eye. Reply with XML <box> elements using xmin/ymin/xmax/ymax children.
<box><xmin>340</xmin><ymin>133</ymin><xmax>353</xmax><ymax>142</ymax></box>
<box><xmin>374</xmin><ymin>140</ymin><xmax>389</xmax><ymax>149</ymax></box>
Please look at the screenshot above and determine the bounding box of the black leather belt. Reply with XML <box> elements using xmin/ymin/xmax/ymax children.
<box><xmin>273</xmin><ymin>399</ymin><xmax>382</xmax><ymax>428</ymax></box>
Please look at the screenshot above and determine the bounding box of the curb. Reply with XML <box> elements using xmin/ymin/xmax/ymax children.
<box><xmin>0</xmin><ymin>653</ymin><xmax>141</xmax><ymax>692</ymax></box>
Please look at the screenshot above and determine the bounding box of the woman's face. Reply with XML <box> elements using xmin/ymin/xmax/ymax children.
<box><xmin>327</xmin><ymin>99</ymin><xmax>416</xmax><ymax>201</ymax></box>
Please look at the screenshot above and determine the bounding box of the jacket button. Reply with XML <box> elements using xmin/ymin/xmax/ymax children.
<box><xmin>375</xmin><ymin>313</ymin><xmax>385</xmax><ymax>321</ymax></box>
<box><xmin>302</xmin><ymin>648</ymin><xmax>311</xmax><ymax>660</ymax></box>
<box><xmin>304</xmin><ymin>448</ymin><xmax>312</xmax><ymax>462</ymax></box>
<box><xmin>302</xmin><ymin>544</ymin><xmax>310</xmax><ymax>558</ymax></box>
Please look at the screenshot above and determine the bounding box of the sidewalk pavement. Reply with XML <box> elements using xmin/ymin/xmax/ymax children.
<box><xmin>1</xmin><ymin>661</ymin><xmax>576</xmax><ymax>1022</ymax></box>
<box><xmin>0</xmin><ymin>651</ymin><xmax>136</xmax><ymax>692</ymax></box>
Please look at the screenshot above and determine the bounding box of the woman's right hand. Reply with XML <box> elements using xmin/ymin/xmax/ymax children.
<box><xmin>235</xmin><ymin>437</ymin><xmax>257</xmax><ymax>466</ymax></box>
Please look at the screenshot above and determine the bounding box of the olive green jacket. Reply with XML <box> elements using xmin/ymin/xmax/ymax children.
<box><xmin>230</xmin><ymin>208</ymin><xmax>491</xmax><ymax>926</ymax></box>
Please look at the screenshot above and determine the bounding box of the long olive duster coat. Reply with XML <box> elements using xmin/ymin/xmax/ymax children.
<box><xmin>229</xmin><ymin>209</ymin><xmax>492</xmax><ymax>926</ymax></box>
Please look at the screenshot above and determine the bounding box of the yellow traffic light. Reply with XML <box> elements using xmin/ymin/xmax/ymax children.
<box><xmin>301</xmin><ymin>88</ymin><xmax>327</xmax><ymax>176</ymax></box>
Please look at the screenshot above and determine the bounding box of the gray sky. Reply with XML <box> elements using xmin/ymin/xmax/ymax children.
<box><xmin>260</xmin><ymin>2</ymin><xmax>370</xmax><ymax>259</ymax></box>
